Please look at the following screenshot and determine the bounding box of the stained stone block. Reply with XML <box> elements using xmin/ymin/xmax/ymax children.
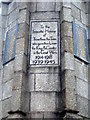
<box><xmin>2</xmin><ymin>80</ymin><xmax>12</xmax><ymax>100</ymax></box>
<box><xmin>37</xmin><ymin>2</ymin><xmax>55</xmax><ymax>12</ymax></box>
<box><xmin>62</xmin><ymin>52</ymin><xmax>74</xmax><ymax>71</ymax></box>
<box><xmin>3</xmin><ymin>61</ymin><xmax>14</xmax><ymax>83</ymax></box>
<box><xmin>44</xmin><ymin>112</ymin><xmax>60</xmax><ymax>118</ymax></box>
<box><xmin>61</xmin><ymin>7</ymin><xmax>72</xmax><ymax>23</ymax></box>
<box><xmin>35</xmin><ymin>74</ymin><xmax>60</xmax><ymax>91</ymax></box>
<box><xmin>61</xmin><ymin>36</ymin><xmax>73</xmax><ymax>54</ymax></box>
<box><xmin>31</xmin><ymin>92</ymin><xmax>56</xmax><ymax>111</ymax></box>
<box><xmin>2</xmin><ymin>98</ymin><xmax>11</xmax><ymax>118</ymax></box>
<box><xmin>77</xmin><ymin>95</ymin><xmax>88</xmax><ymax>118</ymax></box>
<box><xmin>76</xmin><ymin>78</ymin><xmax>88</xmax><ymax>99</ymax></box>
<box><xmin>31</xmin><ymin>12</ymin><xmax>59</xmax><ymax>20</ymax></box>
<box><xmin>61</xmin><ymin>22</ymin><xmax>72</xmax><ymax>38</ymax></box>
<box><xmin>71</xmin><ymin>4</ymin><xmax>81</xmax><ymax>21</ymax></box>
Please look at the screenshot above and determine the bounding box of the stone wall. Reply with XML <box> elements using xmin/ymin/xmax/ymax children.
<box><xmin>0</xmin><ymin>1</ymin><xmax>89</xmax><ymax>119</ymax></box>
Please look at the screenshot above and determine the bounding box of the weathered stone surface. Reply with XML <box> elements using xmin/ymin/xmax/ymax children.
<box><xmin>29</xmin><ymin>112</ymin><xmax>43</xmax><ymax>118</ymax></box>
<box><xmin>35</xmin><ymin>74</ymin><xmax>60</xmax><ymax>91</ymax></box>
<box><xmin>71</xmin><ymin>4</ymin><xmax>81</xmax><ymax>21</ymax></box>
<box><xmin>0</xmin><ymin>101</ymin><xmax>2</xmax><ymax>119</ymax></box>
<box><xmin>1</xmin><ymin>3</ymin><xmax>8</xmax><ymax>15</ymax></box>
<box><xmin>81</xmin><ymin>11</ymin><xmax>88</xmax><ymax>25</ymax></box>
<box><xmin>7</xmin><ymin>8</ymin><xmax>19</xmax><ymax>25</ymax></box>
<box><xmin>71</xmin><ymin>1</ymin><xmax>81</xmax><ymax>10</ymax></box>
<box><xmin>76</xmin><ymin>78</ymin><xmax>88</xmax><ymax>99</ymax></box>
<box><xmin>61</xmin><ymin>22</ymin><xmax>72</xmax><ymax>38</ymax></box>
<box><xmin>29</xmin><ymin>2</ymin><xmax>36</xmax><ymax>12</ymax></box>
<box><xmin>61</xmin><ymin>7</ymin><xmax>72</xmax><ymax>23</ymax></box>
<box><xmin>62</xmin><ymin>2</ymin><xmax>71</xmax><ymax>8</ymax></box>
<box><xmin>0</xmin><ymin>70</ymin><xmax>2</xmax><ymax>85</ymax></box>
<box><xmin>37</xmin><ymin>2</ymin><xmax>55</xmax><ymax>12</ymax></box>
<box><xmin>0</xmin><ymin>85</ymin><xmax>2</xmax><ymax>101</ymax></box>
<box><xmin>56</xmin><ymin>2</ymin><xmax>61</xmax><ymax>11</ymax></box>
<box><xmin>30</xmin><ymin>12</ymin><xmax>59</xmax><ymax>20</ymax></box>
<box><xmin>1</xmin><ymin>16</ymin><xmax>8</xmax><ymax>28</ymax></box>
<box><xmin>29</xmin><ymin>67</ymin><xmax>59</xmax><ymax>74</ymax></box>
<box><xmin>44</xmin><ymin>112</ymin><xmax>60</xmax><ymax>118</ymax></box>
<box><xmin>28</xmin><ymin>74</ymin><xmax>34</xmax><ymax>91</ymax></box>
<box><xmin>2</xmin><ymin>80</ymin><xmax>12</xmax><ymax>100</ymax></box>
<box><xmin>14</xmin><ymin>54</ymin><xmax>27</xmax><ymax>73</ymax></box>
<box><xmin>61</xmin><ymin>52</ymin><xmax>74</xmax><ymax>71</ymax></box>
<box><xmin>18</xmin><ymin>9</ymin><xmax>29</xmax><ymax>25</ymax></box>
<box><xmin>11</xmin><ymin>89</ymin><xmax>21</xmax><ymax>111</ymax></box>
<box><xmin>74</xmin><ymin>59</ymin><xmax>88</xmax><ymax>82</ymax></box>
<box><xmin>77</xmin><ymin>95</ymin><xmax>88</xmax><ymax>118</ymax></box>
<box><xmin>61</xmin><ymin>36</ymin><xmax>73</xmax><ymax>54</ymax></box>
<box><xmin>8</xmin><ymin>1</ymin><xmax>19</xmax><ymax>14</ymax></box>
<box><xmin>31</xmin><ymin>92</ymin><xmax>56</xmax><ymax>111</ymax></box>
<box><xmin>3</xmin><ymin>61</ymin><xmax>14</xmax><ymax>83</ymax></box>
<box><xmin>2</xmin><ymin>98</ymin><xmax>11</xmax><ymax>118</ymax></box>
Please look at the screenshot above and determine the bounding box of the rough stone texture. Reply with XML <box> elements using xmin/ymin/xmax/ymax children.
<box><xmin>76</xmin><ymin>78</ymin><xmax>88</xmax><ymax>99</ymax></box>
<box><xmin>81</xmin><ymin>11</ymin><xmax>88</xmax><ymax>26</ymax></box>
<box><xmin>74</xmin><ymin>59</ymin><xmax>88</xmax><ymax>82</ymax></box>
<box><xmin>3</xmin><ymin>61</ymin><xmax>14</xmax><ymax>83</ymax></box>
<box><xmin>37</xmin><ymin>2</ymin><xmax>55</xmax><ymax>12</ymax></box>
<box><xmin>2</xmin><ymin>80</ymin><xmax>12</xmax><ymax>100</ymax></box>
<box><xmin>61</xmin><ymin>52</ymin><xmax>74</xmax><ymax>71</ymax></box>
<box><xmin>28</xmin><ymin>74</ymin><xmax>34</xmax><ymax>91</ymax></box>
<box><xmin>35</xmin><ymin>74</ymin><xmax>60</xmax><ymax>91</ymax></box>
<box><xmin>61</xmin><ymin>36</ymin><xmax>73</xmax><ymax>54</ymax></box>
<box><xmin>61</xmin><ymin>7</ymin><xmax>72</xmax><ymax>23</ymax></box>
<box><xmin>77</xmin><ymin>95</ymin><xmax>88</xmax><ymax>118</ymax></box>
<box><xmin>71</xmin><ymin>4</ymin><xmax>81</xmax><ymax>21</ymax></box>
<box><xmin>61</xmin><ymin>22</ymin><xmax>72</xmax><ymax>38</ymax></box>
<box><xmin>31</xmin><ymin>92</ymin><xmax>58</xmax><ymax>112</ymax></box>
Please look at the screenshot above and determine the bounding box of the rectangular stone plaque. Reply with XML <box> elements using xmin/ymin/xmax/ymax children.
<box><xmin>73</xmin><ymin>22</ymin><xmax>89</xmax><ymax>63</ymax></box>
<box><xmin>30</xmin><ymin>21</ymin><xmax>59</xmax><ymax>66</ymax></box>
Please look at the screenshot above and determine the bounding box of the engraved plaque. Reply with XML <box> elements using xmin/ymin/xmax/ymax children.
<box><xmin>30</xmin><ymin>21</ymin><xmax>59</xmax><ymax>66</ymax></box>
<box><xmin>73</xmin><ymin>22</ymin><xmax>88</xmax><ymax>62</ymax></box>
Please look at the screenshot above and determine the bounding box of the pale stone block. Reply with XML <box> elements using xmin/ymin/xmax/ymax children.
<box><xmin>2</xmin><ymin>16</ymin><xmax>8</xmax><ymax>28</ymax></box>
<box><xmin>37</xmin><ymin>2</ymin><xmax>55</xmax><ymax>12</ymax></box>
<box><xmin>62</xmin><ymin>2</ymin><xmax>71</xmax><ymax>8</ymax></box>
<box><xmin>30</xmin><ymin>112</ymin><xmax>43</xmax><ymax>118</ymax></box>
<box><xmin>62</xmin><ymin>52</ymin><xmax>74</xmax><ymax>71</ymax></box>
<box><xmin>44</xmin><ymin>112</ymin><xmax>60</xmax><ymax>118</ymax></box>
<box><xmin>56</xmin><ymin>2</ymin><xmax>61</xmax><ymax>11</ymax></box>
<box><xmin>71</xmin><ymin>1</ymin><xmax>81</xmax><ymax>10</ymax></box>
<box><xmin>71</xmin><ymin>4</ymin><xmax>81</xmax><ymax>21</ymax></box>
<box><xmin>3</xmin><ymin>61</ymin><xmax>14</xmax><ymax>83</ymax></box>
<box><xmin>31</xmin><ymin>92</ymin><xmax>56</xmax><ymax>111</ymax></box>
<box><xmin>77</xmin><ymin>95</ymin><xmax>88</xmax><ymax>118</ymax></box>
<box><xmin>0</xmin><ymin>70</ymin><xmax>2</xmax><ymax>85</ymax></box>
<box><xmin>61</xmin><ymin>7</ymin><xmax>72</xmax><ymax>23</ymax></box>
<box><xmin>35</xmin><ymin>74</ymin><xmax>60</xmax><ymax>91</ymax></box>
<box><xmin>61</xmin><ymin>22</ymin><xmax>72</xmax><ymax>38</ymax></box>
<box><xmin>2</xmin><ymin>80</ymin><xmax>12</xmax><ymax>100</ymax></box>
<box><xmin>76</xmin><ymin>78</ymin><xmax>88</xmax><ymax>99</ymax></box>
<box><xmin>30</xmin><ymin>12</ymin><xmax>59</xmax><ymax>20</ymax></box>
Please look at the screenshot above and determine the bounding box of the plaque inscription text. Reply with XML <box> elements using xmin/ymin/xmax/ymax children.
<box><xmin>30</xmin><ymin>21</ymin><xmax>59</xmax><ymax>66</ymax></box>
